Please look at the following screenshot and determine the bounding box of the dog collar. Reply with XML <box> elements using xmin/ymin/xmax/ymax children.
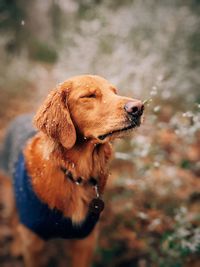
<box><xmin>60</xmin><ymin>167</ymin><xmax>104</xmax><ymax>214</ymax></box>
<box><xmin>60</xmin><ymin>166</ymin><xmax>98</xmax><ymax>187</ymax></box>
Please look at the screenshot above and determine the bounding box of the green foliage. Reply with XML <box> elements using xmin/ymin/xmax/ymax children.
<box><xmin>0</xmin><ymin>0</ymin><xmax>59</xmax><ymax>63</ymax></box>
<box><xmin>28</xmin><ymin>40</ymin><xmax>58</xmax><ymax>63</ymax></box>
<box><xmin>158</xmin><ymin>208</ymin><xmax>200</xmax><ymax>267</ymax></box>
<box><xmin>0</xmin><ymin>0</ymin><xmax>26</xmax><ymax>53</ymax></box>
<box><xmin>180</xmin><ymin>159</ymin><xmax>192</xmax><ymax>169</ymax></box>
<box><xmin>0</xmin><ymin>0</ymin><xmax>25</xmax><ymax>29</ymax></box>
<box><xmin>187</xmin><ymin>30</ymin><xmax>200</xmax><ymax>68</ymax></box>
<box><xmin>50</xmin><ymin>1</ymin><xmax>62</xmax><ymax>41</ymax></box>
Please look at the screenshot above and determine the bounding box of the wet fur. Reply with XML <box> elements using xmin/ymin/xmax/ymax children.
<box><xmin>0</xmin><ymin>75</ymin><xmax>142</xmax><ymax>267</ymax></box>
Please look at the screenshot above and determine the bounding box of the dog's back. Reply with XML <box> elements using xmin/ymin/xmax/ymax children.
<box><xmin>0</xmin><ymin>114</ymin><xmax>36</xmax><ymax>177</ymax></box>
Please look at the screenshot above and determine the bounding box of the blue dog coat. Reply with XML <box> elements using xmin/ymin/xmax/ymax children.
<box><xmin>0</xmin><ymin>114</ymin><xmax>101</xmax><ymax>240</ymax></box>
<box><xmin>14</xmin><ymin>153</ymin><xmax>100</xmax><ymax>240</ymax></box>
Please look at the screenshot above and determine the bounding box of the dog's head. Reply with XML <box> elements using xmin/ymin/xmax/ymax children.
<box><xmin>34</xmin><ymin>75</ymin><xmax>144</xmax><ymax>149</ymax></box>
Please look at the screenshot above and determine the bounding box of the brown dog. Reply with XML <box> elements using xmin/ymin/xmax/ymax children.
<box><xmin>1</xmin><ymin>75</ymin><xmax>144</xmax><ymax>267</ymax></box>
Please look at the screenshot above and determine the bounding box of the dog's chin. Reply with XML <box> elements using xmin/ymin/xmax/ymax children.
<box><xmin>97</xmin><ymin>118</ymin><xmax>142</xmax><ymax>142</ymax></box>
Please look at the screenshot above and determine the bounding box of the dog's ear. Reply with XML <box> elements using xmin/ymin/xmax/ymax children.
<box><xmin>34</xmin><ymin>82</ymin><xmax>76</xmax><ymax>149</ymax></box>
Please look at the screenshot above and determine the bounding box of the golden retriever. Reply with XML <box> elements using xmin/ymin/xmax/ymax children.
<box><xmin>0</xmin><ymin>75</ymin><xmax>144</xmax><ymax>267</ymax></box>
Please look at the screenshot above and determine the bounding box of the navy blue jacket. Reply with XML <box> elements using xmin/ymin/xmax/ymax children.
<box><xmin>14</xmin><ymin>153</ymin><xmax>100</xmax><ymax>240</ymax></box>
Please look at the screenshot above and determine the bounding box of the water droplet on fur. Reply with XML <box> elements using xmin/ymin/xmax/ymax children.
<box><xmin>84</xmin><ymin>137</ymin><xmax>87</xmax><ymax>140</ymax></box>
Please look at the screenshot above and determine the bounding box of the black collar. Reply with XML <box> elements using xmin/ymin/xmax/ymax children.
<box><xmin>60</xmin><ymin>166</ymin><xmax>104</xmax><ymax>213</ymax></box>
<box><xmin>60</xmin><ymin>166</ymin><xmax>83</xmax><ymax>185</ymax></box>
<box><xmin>60</xmin><ymin>166</ymin><xmax>99</xmax><ymax>194</ymax></box>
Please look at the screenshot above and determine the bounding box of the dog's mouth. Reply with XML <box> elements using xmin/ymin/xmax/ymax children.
<box><xmin>98</xmin><ymin>118</ymin><xmax>141</xmax><ymax>141</ymax></box>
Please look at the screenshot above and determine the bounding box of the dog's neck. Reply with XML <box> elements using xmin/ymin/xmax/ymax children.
<box><xmin>24</xmin><ymin>132</ymin><xmax>112</xmax><ymax>223</ymax></box>
<box><xmin>41</xmin><ymin>134</ymin><xmax>111</xmax><ymax>180</ymax></box>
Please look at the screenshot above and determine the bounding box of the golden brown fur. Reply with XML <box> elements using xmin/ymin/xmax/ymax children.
<box><xmin>13</xmin><ymin>75</ymin><xmax>143</xmax><ymax>267</ymax></box>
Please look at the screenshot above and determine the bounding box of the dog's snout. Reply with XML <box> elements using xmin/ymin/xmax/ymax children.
<box><xmin>124</xmin><ymin>101</ymin><xmax>144</xmax><ymax>116</ymax></box>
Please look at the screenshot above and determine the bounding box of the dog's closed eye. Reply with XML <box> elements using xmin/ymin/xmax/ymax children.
<box><xmin>80</xmin><ymin>93</ymin><xmax>96</xmax><ymax>99</ymax></box>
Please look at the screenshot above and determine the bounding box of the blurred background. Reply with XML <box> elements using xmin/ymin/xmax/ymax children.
<box><xmin>0</xmin><ymin>0</ymin><xmax>200</xmax><ymax>266</ymax></box>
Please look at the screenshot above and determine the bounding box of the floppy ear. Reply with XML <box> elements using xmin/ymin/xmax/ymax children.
<box><xmin>34</xmin><ymin>82</ymin><xmax>76</xmax><ymax>149</ymax></box>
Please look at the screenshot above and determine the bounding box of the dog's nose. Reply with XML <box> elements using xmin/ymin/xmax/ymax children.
<box><xmin>124</xmin><ymin>101</ymin><xmax>144</xmax><ymax>116</ymax></box>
